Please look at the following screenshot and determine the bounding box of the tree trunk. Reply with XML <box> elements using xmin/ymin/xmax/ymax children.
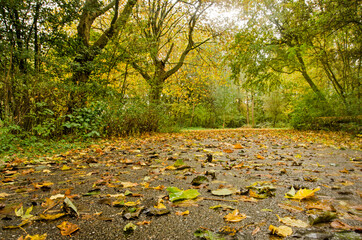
<box><xmin>68</xmin><ymin>0</ymin><xmax>137</xmax><ymax>111</ymax></box>
<box><xmin>296</xmin><ymin>51</ymin><xmax>327</xmax><ymax>102</ymax></box>
<box><xmin>149</xmin><ymin>79</ymin><xmax>164</xmax><ymax>105</ymax></box>
<box><xmin>246</xmin><ymin>94</ymin><xmax>250</xmax><ymax>126</ymax></box>
<box><xmin>251</xmin><ymin>94</ymin><xmax>255</xmax><ymax>128</ymax></box>
<box><xmin>189</xmin><ymin>102</ymin><xmax>196</xmax><ymax>127</ymax></box>
<box><xmin>34</xmin><ymin>1</ymin><xmax>40</xmax><ymax>73</ymax></box>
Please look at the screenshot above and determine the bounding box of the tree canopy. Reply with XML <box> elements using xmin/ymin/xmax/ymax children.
<box><xmin>0</xmin><ymin>0</ymin><xmax>360</xmax><ymax>139</ymax></box>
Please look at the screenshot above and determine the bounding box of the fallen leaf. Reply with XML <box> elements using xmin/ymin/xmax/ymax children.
<box><xmin>233</xmin><ymin>143</ymin><xmax>244</xmax><ymax>149</ymax></box>
<box><xmin>251</xmin><ymin>226</ymin><xmax>260</xmax><ymax>235</ymax></box>
<box><xmin>278</xmin><ymin>203</ymin><xmax>304</xmax><ymax>213</ymax></box>
<box><xmin>308</xmin><ymin>211</ymin><xmax>337</xmax><ymax>225</ymax></box>
<box><xmin>223</xmin><ymin>149</ymin><xmax>234</xmax><ymax>153</ymax></box>
<box><xmin>285</xmin><ymin>187</ymin><xmax>320</xmax><ymax>200</ymax></box>
<box><xmin>63</xmin><ymin>197</ymin><xmax>79</xmax><ymax>217</ymax></box>
<box><xmin>236</xmin><ymin>195</ymin><xmax>259</xmax><ymax>202</ymax></box>
<box><xmin>2</xmin><ymin>220</ymin><xmax>29</xmax><ymax>229</ymax></box>
<box><xmin>124</xmin><ymin>199</ymin><xmax>140</xmax><ymax>207</ymax></box>
<box><xmin>210</xmin><ymin>204</ymin><xmax>235</xmax><ymax>211</ymax></box>
<box><xmin>17</xmin><ymin>234</ymin><xmax>47</xmax><ymax>240</ymax></box>
<box><xmin>175</xmin><ymin>210</ymin><xmax>189</xmax><ymax>216</ymax></box>
<box><xmin>50</xmin><ymin>194</ymin><xmax>65</xmax><ymax>200</ymax></box>
<box><xmin>121</xmin><ymin>182</ymin><xmax>138</xmax><ymax>188</ymax></box>
<box><xmin>306</xmin><ymin>201</ymin><xmax>334</xmax><ymax>211</ymax></box>
<box><xmin>330</xmin><ymin>220</ymin><xmax>353</xmax><ymax>230</ymax></box>
<box><xmin>166</xmin><ymin>187</ymin><xmax>200</xmax><ymax>202</ymax></box>
<box><xmin>223</xmin><ymin>209</ymin><xmax>247</xmax><ymax>222</ymax></box>
<box><xmin>277</xmin><ymin>215</ymin><xmax>309</xmax><ymax>228</ymax></box>
<box><xmin>211</xmin><ymin>188</ymin><xmax>236</xmax><ymax>196</ymax></box>
<box><xmin>151</xmin><ymin>185</ymin><xmax>165</xmax><ymax>190</ymax></box>
<box><xmin>38</xmin><ymin>213</ymin><xmax>66</xmax><ymax>221</ymax></box>
<box><xmin>136</xmin><ymin>220</ymin><xmax>151</xmax><ymax>225</ymax></box>
<box><xmin>219</xmin><ymin>226</ymin><xmax>237</xmax><ymax>236</ymax></box>
<box><xmin>194</xmin><ymin>229</ymin><xmax>225</xmax><ymax>239</ymax></box>
<box><xmin>61</xmin><ymin>165</ymin><xmax>71</xmax><ymax>171</ymax></box>
<box><xmin>268</xmin><ymin>225</ymin><xmax>293</xmax><ymax>237</ymax></box>
<box><xmin>0</xmin><ymin>192</ymin><xmax>11</xmax><ymax>198</ymax></box>
<box><xmin>57</xmin><ymin>221</ymin><xmax>79</xmax><ymax>236</ymax></box>
<box><xmin>33</xmin><ymin>182</ymin><xmax>54</xmax><ymax>189</ymax></box>
<box><xmin>15</xmin><ymin>205</ymin><xmax>34</xmax><ymax>220</ymax></box>
<box><xmin>249</xmin><ymin>189</ymin><xmax>268</xmax><ymax>199</ymax></box>
<box><xmin>191</xmin><ymin>176</ymin><xmax>208</xmax><ymax>186</ymax></box>
<box><xmin>154</xmin><ymin>202</ymin><xmax>166</xmax><ymax>209</ymax></box>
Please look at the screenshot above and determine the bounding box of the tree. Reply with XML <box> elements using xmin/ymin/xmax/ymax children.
<box><xmin>69</xmin><ymin>0</ymin><xmax>137</xmax><ymax>110</ymax></box>
<box><xmin>126</xmin><ymin>0</ymin><xmax>213</xmax><ymax>104</ymax></box>
<box><xmin>228</xmin><ymin>0</ymin><xmax>362</xmax><ymax>115</ymax></box>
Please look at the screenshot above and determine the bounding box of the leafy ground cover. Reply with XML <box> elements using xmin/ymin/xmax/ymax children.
<box><xmin>0</xmin><ymin>129</ymin><xmax>361</xmax><ymax>240</ymax></box>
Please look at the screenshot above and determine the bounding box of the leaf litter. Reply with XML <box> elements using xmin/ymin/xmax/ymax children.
<box><xmin>0</xmin><ymin>129</ymin><xmax>361</xmax><ymax>239</ymax></box>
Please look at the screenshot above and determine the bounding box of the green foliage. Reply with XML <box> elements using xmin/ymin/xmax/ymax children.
<box><xmin>290</xmin><ymin>92</ymin><xmax>334</xmax><ymax>130</ymax></box>
<box><xmin>62</xmin><ymin>101</ymin><xmax>106</xmax><ymax>138</ymax></box>
<box><xmin>28</xmin><ymin>102</ymin><xmax>57</xmax><ymax>137</ymax></box>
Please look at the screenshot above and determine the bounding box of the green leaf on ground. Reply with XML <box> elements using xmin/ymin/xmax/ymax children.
<box><xmin>194</xmin><ymin>229</ymin><xmax>226</xmax><ymax>240</ymax></box>
<box><xmin>15</xmin><ymin>205</ymin><xmax>34</xmax><ymax>220</ymax></box>
<box><xmin>166</xmin><ymin>187</ymin><xmax>200</xmax><ymax>202</ymax></box>
<box><xmin>211</xmin><ymin>188</ymin><xmax>236</xmax><ymax>196</ymax></box>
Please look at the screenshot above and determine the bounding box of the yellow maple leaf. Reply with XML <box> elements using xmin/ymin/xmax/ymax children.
<box><xmin>18</xmin><ymin>233</ymin><xmax>47</xmax><ymax>240</ymax></box>
<box><xmin>175</xmin><ymin>210</ymin><xmax>190</xmax><ymax>216</ymax></box>
<box><xmin>223</xmin><ymin>209</ymin><xmax>247</xmax><ymax>222</ymax></box>
<box><xmin>154</xmin><ymin>202</ymin><xmax>166</xmax><ymax>209</ymax></box>
<box><xmin>152</xmin><ymin>185</ymin><xmax>165</xmax><ymax>190</ymax></box>
<box><xmin>285</xmin><ymin>187</ymin><xmax>320</xmax><ymax>200</ymax></box>
<box><xmin>57</xmin><ymin>221</ymin><xmax>79</xmax><ymax>236</ymax></box>
<box><xmin>269</xmin><ymin>225</ymin><xmax>293</xmax><ymax>237</ymax></box>
<box><xmin>61</xmin><ymin>165</ymin><xmax>71</xmax><ymax>171</ymax></box>
<box><xmin>124</xmin><ymin>199</ymin><xmax>140</xmax><ymax>207</ymax></box>
<box><xmin>233</xmin><ymin>143</ymin><xmax>244</xmax><ymax>149</ymax></box>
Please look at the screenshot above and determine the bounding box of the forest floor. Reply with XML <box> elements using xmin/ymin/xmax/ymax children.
<box><xmin>0</xmin><ymin>129</ymin><xmax>361</xmax><ymax>240</ymax></box>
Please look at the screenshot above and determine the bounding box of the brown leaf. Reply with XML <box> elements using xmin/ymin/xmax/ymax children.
<box><xmin>330</xmin><ymin>220</ymin><xmax>353</xmax><ymax>230</ymax></box>
<box><xmin>223</xmin><ymin>149</ymin><xmax>234</xmax><ymax>153</ymax></box>
<box><xmin>136</xmin><ymin>220</ymin><xmax>151</xmax><ymax>225</ymax></box>
<box><xmin>331</xmin><ymin>220</ymin><xmax>362</xmax><ymax>231</ymax></box>
<box><xmin>252</xmin><ymin>226</ymin><xmax>260</xmax><ymax>235</ymax></box>
<box><xmin>306</xmin><ymin>201</ymin><xmax>335</xmax><ymax>211</ymax></box>
<box><xmin>278</xmin><ymin>203</ymin><xmax>304</xmax><ymax>213</ymax></box>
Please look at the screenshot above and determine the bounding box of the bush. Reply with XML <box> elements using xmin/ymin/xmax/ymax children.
<box><xmin>290</xmin><ymin>92</ymin><xmax>334</xmax><ymax>130</ymax></box>
<box><xmin>62</xmin><ymin>101</ymin><xmax>107</xmax><ymax>138</ymax></box>
<box><xmin>103</xmin><ymin>99</ymin><xmax>178</xmax><ymax>136</ymax></box>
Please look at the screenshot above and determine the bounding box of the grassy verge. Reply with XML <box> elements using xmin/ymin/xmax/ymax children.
<box><xmin>0</xmin><ymin>130</ymin><xmax>100</xmax><ymax>163</ymax></box>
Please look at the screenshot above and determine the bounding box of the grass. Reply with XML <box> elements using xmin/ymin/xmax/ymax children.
<box><xmin>0</xmin><ymin>130</ymin><xmax>100</xmax><ymax>163</ymax></box>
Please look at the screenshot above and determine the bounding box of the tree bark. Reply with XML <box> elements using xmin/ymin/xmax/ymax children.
<box><xmin>68</xmin><ymin>0</ymin><xmax>137</xmax><ymax>111</ymax></box>
<box><xmin>295</xmin><ymin>51</ymin><xmax>327</xmax><ymax>102</ymax></box>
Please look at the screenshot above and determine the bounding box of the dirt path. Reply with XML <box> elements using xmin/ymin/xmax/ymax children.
<box><xmin>0</xmin><ymin>129</ymin><xmax>361</xmax><ymax>240</ymax></box>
